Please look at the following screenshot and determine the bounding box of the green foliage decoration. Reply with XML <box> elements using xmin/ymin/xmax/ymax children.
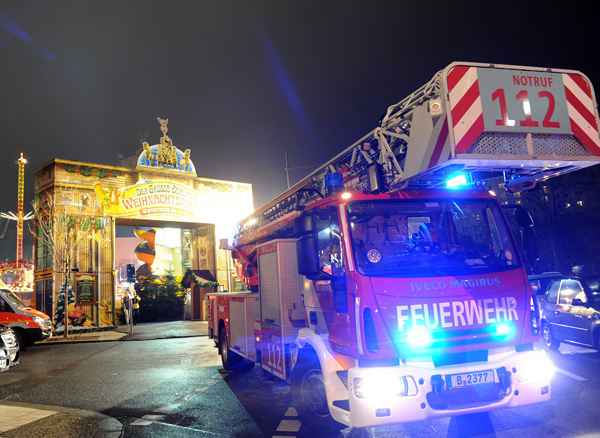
<box><xmin>186</xmin><ymin>269</ymin><xmax>219</xmax><ymax>288</ymax></box>
<box><xmin>57</xmin><ymin>163</ymin><xmax>125</xmax><ymax>178</ymax></box>
<box><xmin>134</xmin><ymin>270</ymin><xmax>186</xmax><ymax>322</ymax></box>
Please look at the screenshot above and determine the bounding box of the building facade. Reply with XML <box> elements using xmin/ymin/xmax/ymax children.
<box><xmin>33</xmin><ymin>127</ymin><xmax>253</xmax><ymax>324</ymax></box>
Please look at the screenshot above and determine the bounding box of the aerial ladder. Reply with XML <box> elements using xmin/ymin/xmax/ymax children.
<box><xmin>232</xmin><ymin>61</ymin><xmax>600</xmax><ymax>250</ymax></box>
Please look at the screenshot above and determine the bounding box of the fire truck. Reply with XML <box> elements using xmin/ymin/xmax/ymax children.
<box><xmin>208</xmin><ymin>62</ymin><xmax>600</xmax><ymax>431</ymax></box>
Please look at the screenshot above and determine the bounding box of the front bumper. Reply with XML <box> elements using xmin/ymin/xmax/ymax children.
<box><xmin>336</xmin><ymin>348</ymin><xmax>552</xmax><ymax>428</ymax></box>
<box><xmin>28</xmin><ymin>326</ymin><xmax>52</xmax><ymax>342</ymax></box>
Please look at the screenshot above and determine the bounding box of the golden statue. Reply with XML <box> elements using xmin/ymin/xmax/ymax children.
<box><xmin>156</xmin><ymin>136</ymin><xmax>172</xmax><ymax>168</ymax></box>
<box><xmin>157</xmin><ymin>117</ymin><xmax>169</xmax><ymax>137</ymax></box>
<box><xmin>143</xmin><ymin>142</ymin><xmax>155</xmax><ymax>166</ymax></box>
<box><xmin>180</xmin><ymin>149</ymin><xmax>191</xmax><ymax>171</ymax></box>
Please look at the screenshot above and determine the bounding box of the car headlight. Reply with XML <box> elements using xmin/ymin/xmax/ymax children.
<box><xmin>32</xmin><ymin>316</ymin><xmax>45</xmax><ymax>326</ymax></box>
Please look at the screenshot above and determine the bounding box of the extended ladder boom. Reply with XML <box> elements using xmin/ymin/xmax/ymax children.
<box><xmin>233</xmin><ymin>62</ymin><xmax>600</xmax><ymax>244</ymax></box>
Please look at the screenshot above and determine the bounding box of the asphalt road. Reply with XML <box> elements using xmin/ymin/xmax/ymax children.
<box><xmin>1</xmin><ymin>332</ymin><xmax>599</xmax><ymax>438</ymax></box>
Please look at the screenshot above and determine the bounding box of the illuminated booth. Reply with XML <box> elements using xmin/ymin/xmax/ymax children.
<box><xmin>33</xmin><ymin>121</ymin><xmax>253</xmax><ymax>324</ymax></box>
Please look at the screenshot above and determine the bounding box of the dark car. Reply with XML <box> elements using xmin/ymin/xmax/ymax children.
<box><xmin>540</xmin><ymin>274</ymin><xmax>600</xmax><ymax>350</ymax></box>
<box><xmin>0</xmin><ymin>324</ymin><xmax>19</xmax><ymax>372</ymax></box>
<box><xmin>528</xmin><ymin>272</ymin><xmax>564</xmax><ymax>297</ymax></box>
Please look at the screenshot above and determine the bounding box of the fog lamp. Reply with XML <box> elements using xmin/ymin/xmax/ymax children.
<box><xmin>519</xmin><ymin>353</ymin><xmax>554</xmax><ymax>383</ymax></box>
<box><xmin>495</xmin><ymin>324</ymin><xmax>512</xmax><ymax>336</ymax></box>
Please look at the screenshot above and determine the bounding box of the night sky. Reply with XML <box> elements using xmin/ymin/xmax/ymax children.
<box><xmin>0</xmin><ymin>1</ymin><xmax>597</xmax><ymax>261</ymax></box>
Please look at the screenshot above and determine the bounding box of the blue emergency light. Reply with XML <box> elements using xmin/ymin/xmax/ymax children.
<box><xmin>445</xmin><ymin>174</ymin><xmax>467</xmax><ymax>188</ymax></box>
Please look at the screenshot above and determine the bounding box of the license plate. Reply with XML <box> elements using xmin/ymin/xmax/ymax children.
<box><xmin>447</xmin><ymin>370</ymin><xmax>494</xmax><ymax>389</ymax></box>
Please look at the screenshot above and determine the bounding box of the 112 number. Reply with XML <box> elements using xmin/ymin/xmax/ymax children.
<box><xmin>491</xmin><ymin>88</ymin><xmax>561</xmax><ymax>129</ymax></box>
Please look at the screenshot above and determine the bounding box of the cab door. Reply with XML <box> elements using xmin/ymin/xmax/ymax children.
<box><xmin>555</xmin><ymin>280</ymin><xmax>594</xmax><ymax>346</ymax></box>
<box><xmin>543</xmin><ymin>281</ymin><xmax>561</xmax><ymax>338</ymax></box>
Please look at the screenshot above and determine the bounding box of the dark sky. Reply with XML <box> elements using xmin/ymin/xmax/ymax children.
<box><xmin>0</xmin><ymin>1</ymin><xmax>597</xmax><ymax>261</ymax></box>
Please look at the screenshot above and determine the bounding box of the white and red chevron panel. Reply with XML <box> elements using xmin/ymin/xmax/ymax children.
<box><xmin>563</xmin><ymin>73</ymin><xmax>600</xmax><ymax>155</ymax></box>
<box><xmin>446</xmin><ymin>66</ymin><xmax>484</xmax><ymax>154</ymax></box>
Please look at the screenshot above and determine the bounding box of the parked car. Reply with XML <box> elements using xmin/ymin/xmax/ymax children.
<box><xmin>0</xmin><ymin>324</ymin><xmax>19</xmax><ymax>372</ymax></box>
<box><xmin>0</xmin><ymin>282</ymin><xmax>52</xmax><ymax>349</ymax></box>
<box><xmin>540</xmin><ymin>274</ymin><xmax>600</xmax><ymax>350</ymax></box>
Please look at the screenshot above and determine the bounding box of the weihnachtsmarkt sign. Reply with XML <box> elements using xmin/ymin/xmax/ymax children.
<box><xmin>94</xmin><ymin>180</ymin><xmax>201</xmax><ymax>219</ymax></box>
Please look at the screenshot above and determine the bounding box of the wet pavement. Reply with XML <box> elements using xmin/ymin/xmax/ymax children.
<box><xmin>0</xmin><ymin>320</ymin><xmax>208</xmax><ymax>438</ymax></box>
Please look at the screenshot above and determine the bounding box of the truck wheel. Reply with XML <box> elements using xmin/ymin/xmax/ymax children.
<box><xmin>219</xmin><ymin>328</ymin><xmax>252</xmax><ymax>372</ymax></box>
<box><xmin>290</xmin><ymin>348</ymin><xmax>342</xmax><ymax>432</ymax></box>
<box><xmin>13</xmin><ymin>328</ymin><xmax>28</xmax><ymax>351</ymax></box>
<box><xmin>542</xmin><ymin>322</ymin><xmax>560</xmax><ymax>350</ymax></box>
<box><xmin>220</xmin><ymin>328</ymin><xmax>235</xmax><ymax>370</ymax></box>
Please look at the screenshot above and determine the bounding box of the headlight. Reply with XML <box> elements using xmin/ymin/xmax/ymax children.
<box><xmin>354</xmin><ymin>376</ymin><xmax>409</xmax><ymax>399</ymax></box>
<box><xmin>32</xmin><ymin>316</ymin><xmax>45</xmax><ymax>326</ymax></box>
<box><xmin>0</xmin><ymin>331</ymin><xmax>17</xmax><ymax>349</ymax></box>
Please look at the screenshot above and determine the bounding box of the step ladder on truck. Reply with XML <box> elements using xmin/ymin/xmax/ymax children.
<box><xmin>208</xmin><ymin>62</ymin><xmax>600</xmax><ymax>431</ymax></box>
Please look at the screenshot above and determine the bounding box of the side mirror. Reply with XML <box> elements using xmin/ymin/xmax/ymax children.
<box><xmin>513</xmin><ymin>205</ymin><xmax>539</xmax><ymax>263</ymax></box>
<box><xmin>504</xmin><ymin>204</ymin><xmax>539</xmax><ymax>266</ymax></box>
<box><xmin>571</xmin><ymin>298</ymin><xmax>589</xmax><ymax>307</ymax></box>
<box><xmin>521</xmin><ymin>227</ymin><xmax>539</xmax><ymax>264</ymax></box>
<box><xmin>294</xmin><ymin>209</ymin><xmax>340</xmax><ymax>281</ymax></box>
<box><xmin>514</xmin><ymin>205</ymin><xmax>534</xmax><ymax>228</ymax></box>
<box><xmin>294</xmin><ymin>214</ymin><xmax>321</xmax><ymax>279</ymax></box>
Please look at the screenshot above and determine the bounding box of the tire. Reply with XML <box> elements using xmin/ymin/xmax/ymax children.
<box><xmin>219</xmin><ymin>328</ymin><xmax>253</xmax><ymax>372</ymax></box>
<box><xmin>542</xmin><ymin>322</ymin><xmax>560</xmax><ymax>350</ymax></box>
<box><xmin>290</xmin><ymin>347</ymin><xmax>343</xmax><ymax>433</ymax></box>
<box><xmin>220</xmin><ymin>328</ymin><xmax>236</xmax><ymax>370</ymax></box>
<box><xmin>13</xmin><ymin>328</ymin><xmax>28</xmax><ymax>351</ymax></box>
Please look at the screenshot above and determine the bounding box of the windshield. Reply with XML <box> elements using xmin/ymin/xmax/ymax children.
<box><xmin>583</xmin><ymin>276</ymin><xmax>600</xmax><ymax>305</ymax></box>
<box><xmin>347</xmin><ymin>198</ymin><xmax>521</xmax><ymax>277</ymax></box>
<box><xmin>1</xmin><ymin>289</ymin><xmax>27</xmax><ymax>309</ymax></box>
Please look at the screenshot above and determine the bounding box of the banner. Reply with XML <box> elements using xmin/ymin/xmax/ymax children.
<box><xmin>94</xmin><ymin>180</ymin><xmax>200</xmax><ymax>219</ymax></box>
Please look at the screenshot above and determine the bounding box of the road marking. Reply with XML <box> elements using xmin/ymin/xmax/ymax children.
<box><xmin>561</xmin><ymin>349</ymin><xmax>598</xmax><ymax>355</ymax></box>
<box><xmin>554</xmin><ymin>367</ymin><xmax>587</xmax><ymax>381</ymax></box>
<box><xmin>132</xmin><ymin>372</ymin><xmax>226</xmax><ymax>426</ymax></box>
<box><xmin>142</xmin><ymin>414</ymin><xmax>165</xmax><ymax>421</ymax></box>
<box><xmin>131</xmin><ymin>414</ymin><xmax>165</xmax><ymax>425</ymax></box>
<box><xmin>155</xmin><ymin>402</ymin><xmax>181</xmax><ymax>413</ymax></box>
<box><xmin>276</xmin><ymin>420</ymin><xmax>302</xmax><ymax>432</ymax></box>
<box><xmin>131</xmin><ymin>419</ymin><xmax>154</xmax><ymax>426</ymax></box>
<box><xmin>273</xmin><ymin>406</ymin><xmax>302</xmax><ymax>437</ymax></box>
<box><xmin>174</xmin><ymin>394</ymin><xmax>197</xmax><ymax>403</ymax></box>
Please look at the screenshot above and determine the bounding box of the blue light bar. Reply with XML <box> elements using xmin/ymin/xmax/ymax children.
<box><xmin>446</xmin><ymin>174</ymin><xmax>467</xmax><ymax>188</ymax></box>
